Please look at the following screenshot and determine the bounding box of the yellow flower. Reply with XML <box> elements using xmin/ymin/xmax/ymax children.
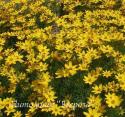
<box><xmin>37</xmin><ymin>45</ymin><xmax>50</xmax><ymax>61</ymax></box>
<box><xmin>83</xmin><ymin>108</ymin><xmax>102</xmax><ymax>117</ymax></box>
<box><xmin>61</xmin><ymin>100</ymin><xmax>73</xmax><ymax>116</ymax></box>
<box><xmin>105</xmin><ymin>93</ymin><xmax>122</xmax><ymax>108</ymax></box>
<box><xmin>5</xmin><ymin>52</ymin><xmax>23</xmax><ymax>65</ymax></box>
<box><xmin>115</xmin><ymin>74</ymin><xmax>125</xmax><ymax>91</ymax></box>
<box><xmin>64</xmin><ymin>62</ymin><xmax>77</xmax><ymax>75</ymax></box>
<box><xmin>55</xmin><ymin>69</ymin><xmax>69</xmax><ymax>78</ymax></box>
<box><xmin>119</xmin><ymin>81</ymin><xmax>125</xmax><ymax>91</ymax></box>
<box><xmin>43</xmin><ymin>89</ymin><xmax>57</xmax><ymax>102</ymax></box>
<box><xmin>50</xmin><ymin>104</ymin><xmax>62</xmax><ymax>116</ymax></box>
<box><xmin>56</xmin><ymin>61</ymin><xmax>77</xmax><ymax>78</ymax></box>
<box><xmin>0</xmin><ymin>99</ymin><xmax>5</xmax><ymax>110</ymax></box>
<box><xmin>78</xmin><ymin>62</ymin><xmax>89</xmax><ymax>71</ymax></box>
<box><xmin>102</xmin><ymin>70</ymin><xmax>112</xmax><ymax>78</ymax></box>
<box><xmin>5</xmin><ymin>105</ymin><xmax>15</xmax><ymax>116</ymax></box>
<box><xmin>16</xmin><ymin>40</ymin><xmax>36</xmax><ymax>51</ymax></box>
<box><xmin>103</xmin><ymin>81</ymin><xmax>119</xmax><ymax>92</ymax></box>
<box><xmin>88</xmin><ymin>95</ymin><xmax>102</xmax><ymax>108</ymax></box>
<box><xmin>83</xmin><ymin>74</ymin><xmax>98</xmax><ymax>85</ymax></box>
<box><xmin>13</xmin><ymin>111</ymin><xmax>22</xmax><ymax>117</ymax></box>
<box><xmin>116</xmin><ymin>73</ymin><xmax>125</xmax><ymax>82</ymax></box>
<box><xmin>0</xmin><ymin>38</ymin><xmax>5</xmax><ymax>45</ymax></box>
<box><xmin>28</xmin><ymin>103</ymin><xmax>38</xmax><ymax>113</ymax></box>
<box><xmin>92</xmin><ymin>84</ymin><xmax>103</xmax><ymax>94</ymax></box>
<box><xmin>99</xmin><ymin>45</ymin><xmax>113</xmax><ymax>54</ymax></box>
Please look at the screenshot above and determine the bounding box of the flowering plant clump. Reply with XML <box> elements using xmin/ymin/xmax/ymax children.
<box><xmin>0</xmin><ymin>0</ymin><xmax>125</xmax><ymax>117</ymax></box>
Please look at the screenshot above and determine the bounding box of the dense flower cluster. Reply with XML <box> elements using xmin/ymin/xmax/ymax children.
<box><xmin>0</xmin><ymin>0</ymin><xmax>125</xmax><ymax>117</ymax></box>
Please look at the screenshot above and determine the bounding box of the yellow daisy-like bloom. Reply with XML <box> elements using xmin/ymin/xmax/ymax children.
<box><xmin>0</xmin><ymin>99</ymin><xmax>5</xmax><ymax>110</ymax></box>
<box><xmin>105</xmin><ymin>93</ymin><xmax>122</xmax><ymax>108</ymax></box>
<box><xmin>119</xmin><ymin>81</ymin><xmax>125</xmax><ymax>91</ymax></box>
<box><xmin>61</xmin><ymin>100</ymin><xmax>73</xmax><ymax>116</ymax></box>
<box><xmin>5</xmin><ymin>52</ymin><xmax>23</xmax><ymax>65</ymax></box>
<box><xmin>102</xmin><ymin>70</ymin><xmax>112</xmax><ymax>78</ymax></box>
<box><xmin>116</xmin><ymin>73</ymin><xmax>125</xmax><ymax>82</ymax></box>
<box><xmin>87</xmin><ymin>95</ymin><xmax>102</xmax><ymax>108</ymax></box>
<box><xmin>50</xmin><ymin>104</ymin><xmax>62</xmax><ymax>116</ymax></box>
<box><xmin>56</xmin><ymin>61</ymin><xmax>77</xmax><ymax>78</ymax></box>
<box><xmin>83</xmin><ymin>74</ymin><xmax>98</xmax><ymax>85</ymax></box>
<box><xmin>64</xmin><ymin>61</ymin><xmax>77</xmax><ymax>76</ymax></box>
<box><xmin>103</xmin><ymin>81</ymin><xmax>120</xmax><ymax>93</ymax></box>
<box><xmin>115</xmin><ymin>73</ymin><xmax>125</xmax><ymax>91</ymax></box>
<box><xmin>5</xmin><ymin>105</ymin><xmax>15</xmax><ymax>116</ymax></box>
<box><xmin>92</xmin><ymin>84</ymin><xmax>103</xmax><ymax>94</ymax></box>
<box><xmin>13</xmin><ymin>111</ymin><xmax>22</xmax><ymax>117</ymax></box>
<box><xmin>83</xmin><ymin>108</ymin><xmax>102</xmax><ymax>117</ymax></box>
